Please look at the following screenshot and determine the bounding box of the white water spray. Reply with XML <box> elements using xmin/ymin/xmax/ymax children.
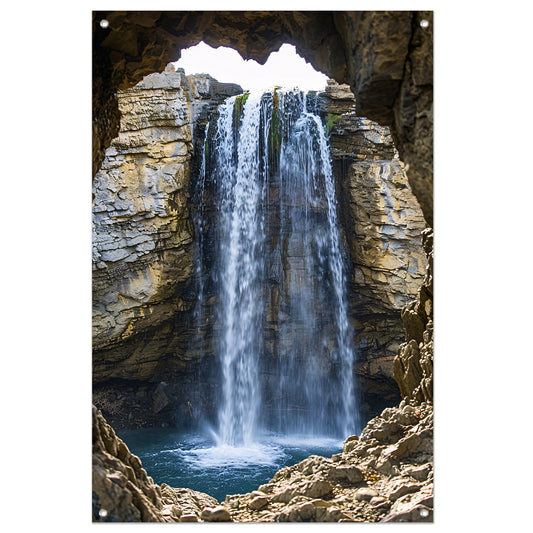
<box><xmin>204</xmin><ymin>89</ymin><xmax>361</xmax><ymax>447</ymax></box>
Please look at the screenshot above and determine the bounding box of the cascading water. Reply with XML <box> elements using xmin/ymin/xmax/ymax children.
<box><xmin>215</xmin><ymin>93</ymin><xmax>265</xmax><ymax>446</ymax></box>
<box><xmin>205</xmin><ymin>89</ymin><xmax>361</xmax><ymax>445</ymax></box>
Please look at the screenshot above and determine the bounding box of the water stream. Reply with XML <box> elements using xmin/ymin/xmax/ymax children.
<box><xmin>209</xmin><ymin>89</ymin><xmax>361</xmax><ymax>444</ymax></box>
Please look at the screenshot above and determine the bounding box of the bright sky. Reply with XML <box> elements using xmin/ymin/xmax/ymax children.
<box><xmin>173</xmin><ymin>42</ymin><xmax>329</xmax><ymax>92</ymax></box>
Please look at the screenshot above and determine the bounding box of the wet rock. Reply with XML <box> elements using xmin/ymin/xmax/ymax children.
<box><xmin>152</xmin><ymin>382</ymin><xmax>171</xmax><ymax>413</ymax></box>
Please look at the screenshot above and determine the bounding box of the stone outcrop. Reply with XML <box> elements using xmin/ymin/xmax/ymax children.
<box><xmin>92</xmin><ymin>11</ymin><xmax>433</xmax><ymax>225</ymax></box>
<box><xmin>320</xmin><ymin>81</ymin><xmax>427</xmax><ymax>415</ymax></box>
<box><xmin>92</xmin><ymin>66</ymin><xmax>194</xmax><ymax>364</ymax></box>
<box><xmin>393</xmin><ymin>228</ymin><xmax>433</xmax><ymax>404</ymax></box>
<box><xmin>92</xmin><ymin>405</ymin><xmax>219</xmax><ymax>522</ymax></box>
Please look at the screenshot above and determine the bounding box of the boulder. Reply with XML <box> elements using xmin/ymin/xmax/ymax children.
<box><xmin>200</xmin><ymin>505</ymin><xmax>232</xmax><ymax>522</ymax></box>
<box><xmin>355</xmin><ymin>487</ymin><xmax>379</xmax><ymax>501</ymax></box>
<box><xmin>328</xmin><ymin>465</ymin><xmax>365</xmax><ymax>484</ymax></box>
<box><xmin>248</xmin><ymin>495</ymin><xmax>269</xmax><ymax>511</ymax></box>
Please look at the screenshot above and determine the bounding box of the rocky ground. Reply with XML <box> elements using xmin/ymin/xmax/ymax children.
<box><xmin>215</xmin><ymin>401</ymin><xmax>432</xmax><ymax>523</ymax></box>
<box><xmin>93</xmin><ymin>400</ymin><xmax>433</xmax><ymax>523</ymax></box>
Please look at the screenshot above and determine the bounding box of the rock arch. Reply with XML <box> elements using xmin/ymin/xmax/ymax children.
<box><xmin>92</xmin><ymin>10</ymin><xmax>433</xmax><ymax>224</ymax></box>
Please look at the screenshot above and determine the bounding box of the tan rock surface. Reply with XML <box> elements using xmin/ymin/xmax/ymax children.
<box><xmin>92</xmin><ymin>69</ymin><xmax>242</xmax><ymax>387</ymax></box>
<box><xmin>393</xmin><ymin>228</ymin><xmax>433</xmax><ymax>404</ymax></box>
<box><xmin>223</xmin><ymin>402</ymin><xmax>433</xmax><ymax>522</ymax></box>
<box><xmin>323</xmin><ymin>82</ymin><xmax>428</xmax><ymax>412</ymax></box>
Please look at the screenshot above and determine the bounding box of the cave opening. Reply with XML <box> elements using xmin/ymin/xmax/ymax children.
<box><xmin>92</xmin><ymin>11</ymin><xmax>433</xmax><ymax>517</ymax></box>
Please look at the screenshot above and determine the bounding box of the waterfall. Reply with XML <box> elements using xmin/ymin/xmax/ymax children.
<box><xmin>203</xmin><ymin>89</ymin><xmax>361</xmax><ymax>446</ymax></box>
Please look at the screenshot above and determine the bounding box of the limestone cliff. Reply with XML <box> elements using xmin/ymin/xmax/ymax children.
<box><xmin>92</xmin><ymin>68</ymin><xmax>242</xmax><ymax>384</ymax></box>
<box><xmin>92</xmin><ymin>67</ymin><xmax>194</xmax><ymax>370</ymax></box>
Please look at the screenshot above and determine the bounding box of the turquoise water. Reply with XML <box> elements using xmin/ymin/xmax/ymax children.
<box><xmin>118</xmin><ymin>428</ymin><xmax>342</xmax><ymax>503</ymax></box>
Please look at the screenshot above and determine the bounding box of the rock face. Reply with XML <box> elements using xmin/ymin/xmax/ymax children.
<box><xmin>92</xmin><ymin>67</ymin><xmax>194</xmax><ymax>367</ymax></box>
<box><xmin>319</xmin><ymin>82</ymin><xmax>427</xmax><ymax>415</ymax></box>
<box><xmin>92</xmin><ymin>10</ymin><xmax>433</xmax><ymax>225</ymax></box>
<box><xmin>393</xmin><ymin>228</ymin><xmax>433</xmax><ymax>404</ymax></box>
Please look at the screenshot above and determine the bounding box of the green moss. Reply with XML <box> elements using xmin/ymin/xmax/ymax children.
<box><xmin>267</xmin><ymin>88</ymin><xmax>282</xmax><ymax>166</ymax></box>
<box><xmin>325</xmin><ymin>113</ymin><xmax>341</xmax><ymax>136</ymax></box>
<box><xmin>233</xmin><ymin>92</ymin><xmax>250</xmax><ymax>130</ymax></box>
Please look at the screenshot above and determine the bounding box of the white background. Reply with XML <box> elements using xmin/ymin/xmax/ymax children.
<box><xmin>1</xmin><ymin>1</ymin><xmax>531</xmax><ymax>531</ymax></box>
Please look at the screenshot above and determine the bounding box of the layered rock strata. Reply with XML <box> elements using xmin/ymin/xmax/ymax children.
<box><xmin>93</xmin><ymin>402</ymin><xmax>432</xmax><ymax>522</ymax></box>
<box><xmin>92</xmin><ymin>11</ymin><xmax>433</xmax><ymax>225</ymax></box>
<box><xmin>92</xmin><ymin>68</ymin><xmax>242</xmax><ymax>427</ymax></box>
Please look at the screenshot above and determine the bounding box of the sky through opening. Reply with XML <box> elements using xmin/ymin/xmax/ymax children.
<box><xmin>173</xmin><ymin>42</ymin><xmax>329</xmax><ymax>92</ymax></box>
